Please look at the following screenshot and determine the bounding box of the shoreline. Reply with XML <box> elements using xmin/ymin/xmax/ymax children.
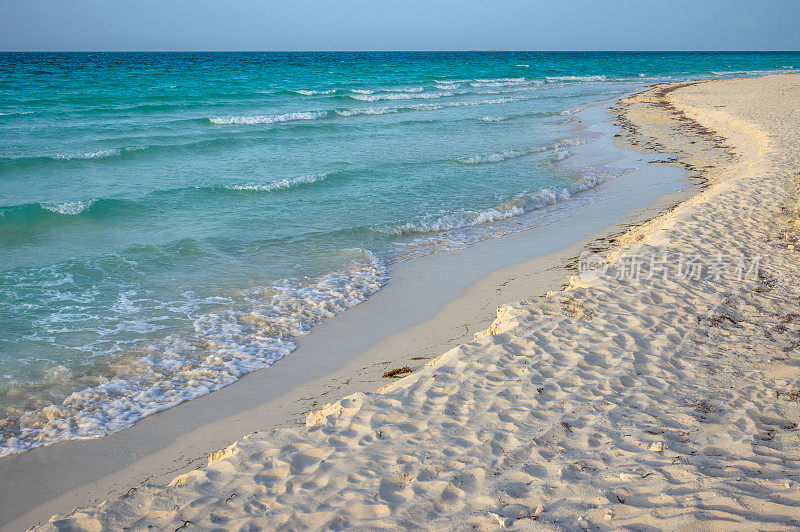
<box><xmin>0</xmin><ymin>92</ymin><xmax>696</xmax><ymax>529</ymax></box>
<box><xmin>0</xmin><ymin>93</ymin><xmax>640</xmax><ymax>460</ymax></box>
<box><xmin>19</xmin><ymin>70</ymin><xmax>800</xmax><ymax>527</ymax></box>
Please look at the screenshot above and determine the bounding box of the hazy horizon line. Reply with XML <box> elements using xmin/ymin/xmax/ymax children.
<box><xmin>2</xmin><ymin>49</ymin><xmax>800</xmax><ymax>54</ymax></box>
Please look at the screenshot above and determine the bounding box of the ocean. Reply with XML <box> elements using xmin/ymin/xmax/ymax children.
<box><xmin>0</xmin><ymin>51</ymin><xmax>797</xmax><ymax>456</ymax></box>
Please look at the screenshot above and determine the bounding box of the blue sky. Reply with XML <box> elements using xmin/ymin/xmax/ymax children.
<box><xmin>1</xmin><ymin>0</ymin><xmax>799</xmax><ymax>51</ymax></box>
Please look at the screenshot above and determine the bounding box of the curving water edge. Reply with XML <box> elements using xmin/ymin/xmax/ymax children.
<box><xmin>2</xmin><ymin>52</ymin><xmax>797</xmax><ymax>457</ymax></box>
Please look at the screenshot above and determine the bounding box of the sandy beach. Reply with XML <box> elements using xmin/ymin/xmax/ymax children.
<box><xmin>15</xmin><ymin>72</ymin><xmax>800</xmax><ymax>529</ymax></box>
<box><xmin>0</xmin><ymin>94</ymin><xmax>689</xmax><ymax>529</ymax></box>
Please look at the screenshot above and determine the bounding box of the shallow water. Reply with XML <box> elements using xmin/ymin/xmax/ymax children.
<box><xmin>0</xmin><ymin>51</ymin><xmax>797</xmax><ymax>455</ymax></box>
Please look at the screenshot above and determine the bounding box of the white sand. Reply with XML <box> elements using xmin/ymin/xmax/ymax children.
<box><xmin>35</xmin><ymin>74</ymin><xmax>800</xmax><ymax>530</ymax></box>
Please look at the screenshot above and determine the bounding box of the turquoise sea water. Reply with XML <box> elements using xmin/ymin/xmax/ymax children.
<box><xmin>1</xmin><ymin>52</ymin><xmax>797</xmax><ymax>455</ymax></box>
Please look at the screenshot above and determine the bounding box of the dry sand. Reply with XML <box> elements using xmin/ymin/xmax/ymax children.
<box><xmin>32</xmin><ymin>73</ymin><xmax>800</xmax><ymax>530</ymax></box>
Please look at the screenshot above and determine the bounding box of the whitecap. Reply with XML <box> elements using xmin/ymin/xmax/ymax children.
<box><xmin>209</xmin><ymin>111</ymin><xmax>328</xmax><ymax>125</ymax></box>
<box><xmin>292</xmin><ymin>89</ymin><xmax>337</xmax><ymax>95</ymax></box>
<box><xmin>333</xmin><ymin>96</ymin><xmax>520</xmax><ymax>120</ymax></box>
<box><xmin>470</xmin><ymin>77</ymin><xmax>527</xmax><ymax>88</ymax></box>
<box><xmin>386</xmin><ymin>189</ymin><xmax>571</xmax><ymax>235</ymax></box>
<box><xmin>348</xmin><ymin>91</ymin><xmax>453</xmax><ymax>102</ymax></box>
<box><xmin>473</xmin><ymin>97</ymin><xmax>518</xmax><ymax>105</ymax></box>
<box><xmin>41</xmin><ymin>200</ymin><xmax>96</xmax><ymax>215</ymax></box>
<box><xmin>383</xmin><ymin>87</ymin><xmax>424</xmax><ymax>93</ymax></box>
<box><xmin>478</xmin><ymin>77</ymin><xmax>524</xmax><ymax>82</ymax></box>
<box><xmin>458</xmin><ymin>145</ymin><xmax>546</xmax><ymax>164</ymax></box>
<box><xmin>545</xmin><ymin>75</ymin><xmax>607</xmax><ymax>82</ymax></box>
<box><xmin>53</xmin><ymin>149</ymin><xmax>121</xmax><ymax>160</ymax></box>
<box><xmin>334</xmin><ymin>106</ymin><xmax>399</xmax><ymax>117</ymax></box>
<box><xmin>0</xmin><ymin>110</ymin><xmax>33</xmax><ymax>117</ymax></box>
<box><xmin>384</xmin><ymin>172</ymin><xmax>609</xmax><ymax>236</ymax></box>
<box><xmin>222</xmin><ymin>171</ymin><xmax>334</xmax><ymax>191</ymax></box>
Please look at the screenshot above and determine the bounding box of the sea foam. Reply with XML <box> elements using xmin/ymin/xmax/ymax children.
<box><xmin>348</xmin><ymin>91</ymin><xmax>454</xmax><ymax>102</ymax></box>
<box><xmin>41</xmin><ymin>200</ymin><xmax>97</xmax><ymax>215</ymax></box>
<box><xmin>220</xmin><ymin>171</ymin><xmax>335</xmax><ymax>192</ymax></box>
<box><xmin>209</xmin><ymin>111</ymin><xmax>328</xmax><ymax>125</ymax></box>
<box><xmin>53</xmin><ymin>149</ymin><xmax>121</xmax><ymax>160</ymax></box>
<box><xmin>546</xmin><ymin>75</ymin><xmax>607</xmax><ymax>82</ymax></box>
<box><xmin>384</xmin><ymin>172</ymin><xmax>611</xmax><ymax>236</ymax></box>
<box><xmin>458</xmin><ymin>145</ymin><xmax>547</xmax><ymax>164</ymax></box>
<box><xmin>1</xmin><ymin>251</ymin><xmax>388</xmax><ymax>457</ymax></box>
<box><xmin>469</xmin><ymin>78</ymin><xmax>527</xmax><ymax>88</ymax></box>
<box><xmin>292</xmin><ymin>89</ymin><xmax>337</xmax><ymax>95</ymax></box>
<box><xmin>335</xmin><ymin>96</ymin><xmax>521</xmax><ymax>119</ymax></box>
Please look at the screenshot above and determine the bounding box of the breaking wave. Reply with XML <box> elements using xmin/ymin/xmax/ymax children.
<box><xmin>0</xmin><ymin>198</ymin><xmax>139</xmax><ymax>225</ymax></box>
<box><xmin>41</xmin><ymin>200</ymin><xmax>97</xmax><ymax>215</ymax></box>
<box><xmin>209</xmin><ymin>111</ymin><xmax>328</xmax><ymax>125</ymax></box>
<box><xmin>292</xmin><ymin>89</ymin><xmax>337</xmax><ymax>95</ymax></box>
<box><xmin>551</xmin><ymin>138</ymin><xmax>585</xmax><ymax>161</ymax></box>
<box><xmin>469</xmin><ymin>78</ymin><xmax>527</xmax><ymax>87</ymax></box>
<box><xmin>3</xmin><ymin>145</ymin><xmax>149</xmax><ymax>163</ymax></box>
<box><xmin>546</xmin><ymin>75</ymin><xmax>607</xmax><ymax>82</ymax></box>
<box><xmin>1</xmin><ymin>250</ymin><xmax>388</xmax><ymax>456</ymax></box>
<box><xmin>383</xmin><ymin>173</ymin><xmax>611</xmax><ymax>236</ymax></box>
<box><xmin>334</xmin><ymin>96</ymin><xmax>522</xmax><ymax>118</ymax></box>
<box><xmin>0</xmin><ymin>171</ymin><xmax>341</xmax><ymax>226</ymax></box>
<box><xmin>384</xmin><ymin>87</ymin><xmax>424</xmax><ymax>93</ymax></box>
<box><xmin>206</xmin><ymin>171</ymin><xmax>338</xmax><ymax>192</ymax></box>
<box><xmin>349</xmin><ymin>91</ymin><xmax>454</xmax><ymax>102</ymax></box>
<box><xmin>458</xmin><ymin>145</ymin><xmax>547</xmax><ymax>164</ymax></box>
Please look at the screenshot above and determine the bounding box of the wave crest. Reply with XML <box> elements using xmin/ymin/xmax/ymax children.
<box><xmin>383</xmin><ymin>173</ymin><xmax>610</xmax><ymax>236</ymax></box>
<box><xmin>209</xmin><ymin>111</ymin><xmax>327</xmax><ymax>125</ymax></box>
<box><xmin>348</xmin><ymin>91</ymin><xmax>453</xmax><ymax>102</ymax></box>
<box><xmin>53</xmin><ymin>148</ymin><xmax>119</xmax><ymax>160</ymax></box>
<box><xmin>546</xmin><ymin>75</ymin><xmax>607</xmax><ymax>82</ymax></box>
<box><xmin>41</xmin><ymin>200</ymin><xmax>97</xmax><ymax>215</ymax></box>
<box><xmin>292</xmin><ymin>89</ymin><xmax>337</xmax><ymax>95</ymax></box>
<box><xmin>384</xmin><ymin>87</ymin><xmax>424</xmax><ymax>93</ymax></box>
<box><xmin>469</xmin><ymin>78</ymin><xmax>527</xmax><ymax>87</ymax></box>
<box><xmin>458</xmin><ymin>145</ymin><xmax>546</xmax><ymax>164</ymax></box>
<box><xmin>0</xmin><ymin>198</ymin><xmax>139</xmax><ymax>225</ymax></box>
<box><xmin>214</xmin><ymin>171</ymin><xmax>336</xmax><ymax>192</ymax></box>
<box><xmin>334</xmin><ymin>106</ymin><xmax>399</xmax><ymax>117</ymax></box>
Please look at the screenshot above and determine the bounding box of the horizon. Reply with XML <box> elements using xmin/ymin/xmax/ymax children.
<box><xmin>3</xmin><ymin>50</ymin><xmax>800</xmax><ymax>54</ymax></box>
